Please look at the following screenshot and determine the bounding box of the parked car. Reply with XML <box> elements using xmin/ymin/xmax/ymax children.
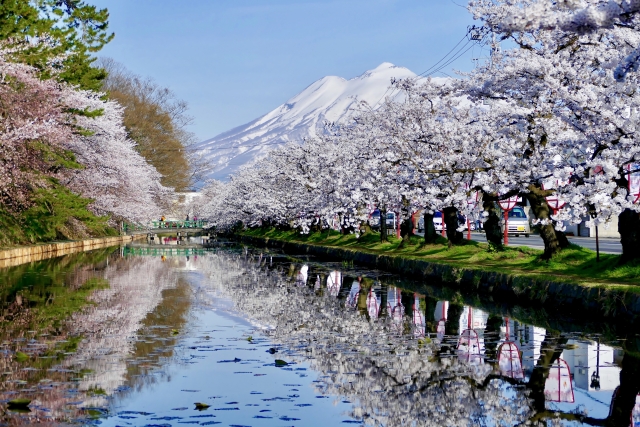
<box><xmin>369</xmin><ymin>210</ymin><xmax>381</xmax><ymax>230</ymax></box>
<box><xmin>433</xmin><ymin>212</ymin><xmax>445</xmax><ymax>232</ymax></box>
<box><xmin>368</xmin><ymin>210</ymin><xmax>396</xmax><ymax>231</ymax></box>
<box><xmin>386</xmin><ymin>212</ymin><xmax>397</xmax><ymax>230</ymax></box>
<box><xmin>501</xmin><ymin>206</ymin><xmax>531</xmax><ymax>237</ymax></box>
<box><xmin>417</xmin><ymin>212</ymin><xmax>472</xmax><ymax>233</ymax></box>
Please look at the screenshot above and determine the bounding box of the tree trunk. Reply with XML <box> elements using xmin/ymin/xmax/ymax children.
<box><xmin>528</xmin><ymin>333</ymin><xmax>568</xmax><ymax>412</ymax></box>
<box><xmin>525</xmin><ymin>184</ymin><xmax>569</xmax><ymax>260</ymax></box>
<box><xmin>310</xmin><ymin>217</ymin><xmax>322</xmax><ymax>233</ymax></box>
<box><xmin>423</xmin><ymin>211</ymin><xmax>437</xmax><ymax>244</ymax></box>
<box><xmin>483</xmin><ymin>315</ymin><xmax>503</xmax><ymax>362</ymax></box>
<box><xmin>443</xmin><ymin>207</ymin><xmax>463</xmax><ymax>245</ymax></box>
<box><xmin>380</xmin><ymin>207</ymin><xmax>388</xmax><ymax>243</ymax></box>
<box><xmin>357</xmin><ymin>279</ymin><xmax>369</xmax><ymax>320</ymax></box>
<box><xmin>605</xmin><ymin>352</ymin><xmax>640</xmax><ymax>427</ymax></box>
<box><xmin>400</xmin><ymin>217</ymin><xmax>413</xmax><ymax>242</ymax></box>
<box><xmin>399</xmin><ymin>197</ymin><xmax>413</xmax><ymax>246</ymax></box>
<box><xmin>379</xmin><ymin>282</ymin><xmax>388</xmax><ymax>318</ymax></box>
<box><xmin>401</xmin><ymin>291</ymin><xmax>414</xmax><ymax>318</ymax></box>
<box><xmin>424</xmin><ymin>296</ymin><xmax>438</xmax><ymax>334</ymax></box>
<box><xmin>359</xmin><ymin>221</ymin><xmax>371</xmax><ymax>236</ymax></box>
<box><xmin>482</xmin><ymin>198</ymin><xmax>503</xmax><ymax>249</ymax></box>
<box><xmin>618</xmin><ymin>208</ymin><xmax>640</xmax><ymax>264</ymax></box>
<box><xmin>445</xmin><ymin>303</ymin><xmax>463</xmax><ymax>337</ymax></box>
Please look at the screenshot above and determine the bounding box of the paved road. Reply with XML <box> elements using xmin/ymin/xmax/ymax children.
<box><xmin>416</xmin><ymin>231</ymin><xmax>622</xmax><ymax>254</ymax></box>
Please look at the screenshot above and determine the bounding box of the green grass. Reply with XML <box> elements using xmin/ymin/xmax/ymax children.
<box><xmin>0</xmin><ymin>179</ymin><xmax>117</xmax><ymax>248</ymax></box>
<box><xmin>243</xmin><ymin>227</ymin><xmax>640</xmax><ymax>289</ymax></box>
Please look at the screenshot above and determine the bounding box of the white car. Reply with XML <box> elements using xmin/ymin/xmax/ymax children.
<box><xmin>417</xmin><ymin>212</ymin><xmax>473</xmax><ymax>232</ymax></box>
<box><xmin>433</xmin><ymin>212</ymin><xmax>445</xmax><ymax>231</ymax></box>
<box><xmin>501</xmin><ymin>206</ymin><xmax>531</xmax><ymax>237</ymax></box>
<box><xmin>386</xmin><ymin>212</ymin><xmax>397</xmax><ymax>230</ymax></box>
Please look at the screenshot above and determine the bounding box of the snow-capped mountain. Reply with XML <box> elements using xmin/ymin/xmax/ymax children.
<box><xmin>196</xmin><ymin>63</ymin><xmax>418</xmax><ymax>182</ymax></box>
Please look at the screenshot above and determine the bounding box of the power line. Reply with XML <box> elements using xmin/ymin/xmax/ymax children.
<box><xmin>189</xmin><ymin>27</ymin><xmax>490</xmax><ymax>156</ymax></box>
<box><xmin>374</xmin><ymin>26</ymin><xmax>489</xmax><ymax>109</ymax></box>
<box><xmin>372</xmin><ymin>29</ymin><xmax>473</xmax><ymax>110</ymax></box>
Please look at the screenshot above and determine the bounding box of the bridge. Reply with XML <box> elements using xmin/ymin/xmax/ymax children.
<box><xmin>122</xmin><ymin>246</ymin><xmax>210</xmax><ymax>257</ymax></box>
<box><xmin>123</xmin><ymin>220</ymin><xmax>208</xmax><ymax>234</ymax></box>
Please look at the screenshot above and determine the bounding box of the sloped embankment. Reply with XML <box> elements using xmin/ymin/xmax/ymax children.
<box><xmin>240</xmin><ymin>234</ymin><xmax>640</xmax><ymax>325</ymax></box>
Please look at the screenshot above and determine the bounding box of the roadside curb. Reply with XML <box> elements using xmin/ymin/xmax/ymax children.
<box><xmin>239</xmin><ymin>234</ymin><xmax>640</xmax><ymax>324</ymax></box>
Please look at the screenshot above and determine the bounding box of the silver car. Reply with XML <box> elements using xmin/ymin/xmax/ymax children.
<box><xmin>502</xmin><ymin>206</ymin><xmax>531</xmax><ymax>237</ymax></box>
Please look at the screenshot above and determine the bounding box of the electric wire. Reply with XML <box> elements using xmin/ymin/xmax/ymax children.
<box><xmin>371</xmin><ymin>30</ymin><xmax>472</xmax><ymax>110</ymax></box>
<box><xmin>200</xmin><ymin>27</ymin><xmax>488</xmax><ymax>157</ymax></box>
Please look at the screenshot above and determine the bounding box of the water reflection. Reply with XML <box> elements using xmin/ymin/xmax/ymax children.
<box><xmin>261</xmin><ymin>256</ymin><xmax>640</xmax><ymax>426</ymax></box>
<box><xmin>326</xmin><ymin>270</ymin><xmax>342</xmax><ymax>297</ymax></box>
<box><xmin>1</xmin><ymin>246</ymin><xmax>640</xmax><ymax>426</ymax></box>
<box><xmin>367</xmin><ymin>286</ymin><xmax>381</xmax><ymax>320</ymax></box>
<box><xmin>497</xmin><ymin>318</ymin><xmax>524</xmax><ymax>379</ymax></box>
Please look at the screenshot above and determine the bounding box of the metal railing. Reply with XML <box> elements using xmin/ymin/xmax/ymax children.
<box><xmin>150</xmin><ymin>220</ymin><xmax>207</xmax><ymax>229</ymax></box>
<box><xmin>122</xmin><ymin>223</ymin><xmax>148</xmax><ymax>233</ymax></box>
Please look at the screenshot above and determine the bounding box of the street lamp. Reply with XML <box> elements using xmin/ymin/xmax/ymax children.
<box><xmin>590</xmin><ymin>338</ymin><xmax>601</xmax><ymax>391</ymax></box>
<box><xmin>588</xmin><ymin>206</ymin><xmax>600</xmax><ymax>262</ymax></box>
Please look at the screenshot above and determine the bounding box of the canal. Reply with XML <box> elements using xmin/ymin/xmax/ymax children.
<box><xmin>0</xmin><ymin>242</ymin><xmax>638</xmax><ymax>426</ymax></box>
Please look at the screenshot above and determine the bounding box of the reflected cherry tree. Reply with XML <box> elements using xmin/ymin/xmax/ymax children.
<box><xmin>201</xmin><ymin>251</ymin><xmax>640</xmax><ymax>427</ymax></box>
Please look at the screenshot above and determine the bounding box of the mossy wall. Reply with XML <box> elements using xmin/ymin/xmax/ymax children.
<box><xmin>240</xmin><ymin>235</ymin><xmax>640</xmax><ymax>325</ymax></box>
<box><xmin>0</xmin><ymin>235</ymin><xmax>145</xmax><ymax>268</ymax></box>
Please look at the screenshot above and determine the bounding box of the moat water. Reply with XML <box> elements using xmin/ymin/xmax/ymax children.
<box><xmin>0</xmin><ymin>242</ymin><xmax>638</xmax><ymax>426</ymax></box>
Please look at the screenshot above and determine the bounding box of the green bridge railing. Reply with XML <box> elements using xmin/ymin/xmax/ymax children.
<box><xmin>150</xmin><ymin>220</ymin><xmax>207</xmax><ymax>229</ymax></box>
<box><xmin>122</xmin><ymin>223</ymin><xmax>147</xmax><ymax>233</ymax></box>
<box><xmin>123</xmin><ymin>246</ymin><xmax>209</xmax><ymax>257</ymax></box>
<box><xmin>123</xmin><ymin>220</ymin><xmax>207</xmax><ymax>233</ymax></box>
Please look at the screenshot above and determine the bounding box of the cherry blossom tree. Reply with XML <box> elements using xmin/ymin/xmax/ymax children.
<box><xmin>469</xmin><ymin>0</ymin><xmax>640</xmax><ymax>260</ymax></box>
<box><xmin>0</xmin><ymin>46</ymin><xmax>75</xmax><ymax>212</ymax></box>
<box><xmin>0</xmin><ymin>41</ymin><xmax>170</xmax><ymax>230</ymax></box>
<box><xmin>61</xmin><ymin>88</ymin><xmax>170</xmax><ymax>223</ymax></box>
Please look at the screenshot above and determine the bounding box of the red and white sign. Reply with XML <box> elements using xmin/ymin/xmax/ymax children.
<box><xmin>467</xmin><ymin>190</ymin><xmax>479</xmax><ymax>210</ymax></box>
<box><xmin>545</xmin><ymin>358</ymin><xmax>575</xmax><ymax>403</ymax></box>
<box><xmin>542</xmin><ymin>180</ymin><xmax>567</xmax><ymax>213</ymax></box>
<box><xmin>628</xmin><ymin>164</ymin><xmax>640</xmax><ymax>204</ymax></box>
<box><xmin>499</xmin><ymin>195</ymin><xmax>519</xmax><ymax>245</ymax></box>
<box><xmin>498</xmin><ymin>195</ymin><xmax>519</xmax><ymax>212</ymax></box>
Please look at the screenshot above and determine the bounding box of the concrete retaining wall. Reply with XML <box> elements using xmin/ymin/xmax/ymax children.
<box><xmin>240</xmin><ymin>235</ymin><xmax>640</xmax><ymax>324</ymax></box>
<box><xmin>0</xmin><ymin>235</ymin><xmax>145</xmax><ymax>268</ymax></box>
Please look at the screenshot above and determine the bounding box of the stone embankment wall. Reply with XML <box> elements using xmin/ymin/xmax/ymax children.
<box><xmin>240</xmin><ymin>235</ymin><xmax>640</xmax><ymax>324</ymax></box>
<box><xmin>0</xmin><ymin>235</ymin><xmax>145</xmax><ymax>268</ymax></box>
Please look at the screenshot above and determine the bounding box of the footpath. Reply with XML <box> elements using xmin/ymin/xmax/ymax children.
<box><xmin>239</xmin><ymin>229</ymin><xmax>640</xmax><ymax>325</ymax></box>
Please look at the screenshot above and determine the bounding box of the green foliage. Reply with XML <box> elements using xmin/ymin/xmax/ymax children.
<box><xmin>66</xmin><ymin>106</ymin><xmax>105</xmax><ymax>118</ymax></box>
<box><xmin>28</xmin><ymin>141</ymin><xmax>83</xmax><ymax>172</ymax></box>
<box><xmin>14</xmin><ymin>351</ymin><xmax>29</xmax><ymax>362</ymax></box>
<box><xmin>0</xmin><ymin>248</ymin><xmax>114</xmax><ymax>335</ymax></box>
<box><xmin>29</xmin><ymin>277</ymin><xmax>108</xmax><ymax>331</ymax></box>
<box><xmin>0</xmin><ymin>0</ymin><xmax>113</xmax><ymax>91</ymax></box>
<box><xmin>21</xmin><ymin>180</ymin><xmax>113</xmax><ymax>243</ymax></box>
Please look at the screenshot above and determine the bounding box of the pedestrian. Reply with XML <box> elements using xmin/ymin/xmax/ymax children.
<box><xmin>186</xmin><ymin>214</ymin><xmax>190</xmax><ymax>221</ymax></box>
<box><xmin>160</xmin><ymin>215</ymin><xmax>165</xmax><ymax>228</ymax></box>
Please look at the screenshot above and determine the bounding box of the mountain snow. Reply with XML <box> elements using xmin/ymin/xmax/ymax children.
<box><xmin>196</xmin><ymin>63</ymin><xmax>420</xmax><ymax>182</ymax></box>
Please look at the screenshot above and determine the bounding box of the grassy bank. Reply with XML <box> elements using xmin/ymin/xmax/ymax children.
<box><xmin>242</xmin><ymin>228</ymin><xmax>640</xmax><ymax>289</ymax></box>
<box><xmin>0</xmin><ymin>182</ymin><xmax>117</xmax><ymax>248</ymax></box>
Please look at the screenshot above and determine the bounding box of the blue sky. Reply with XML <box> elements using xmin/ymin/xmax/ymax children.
<box><xmin>92</xmin><ymin>0</ymin><xmax>481</xmax><ymax>141</ymax></box>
